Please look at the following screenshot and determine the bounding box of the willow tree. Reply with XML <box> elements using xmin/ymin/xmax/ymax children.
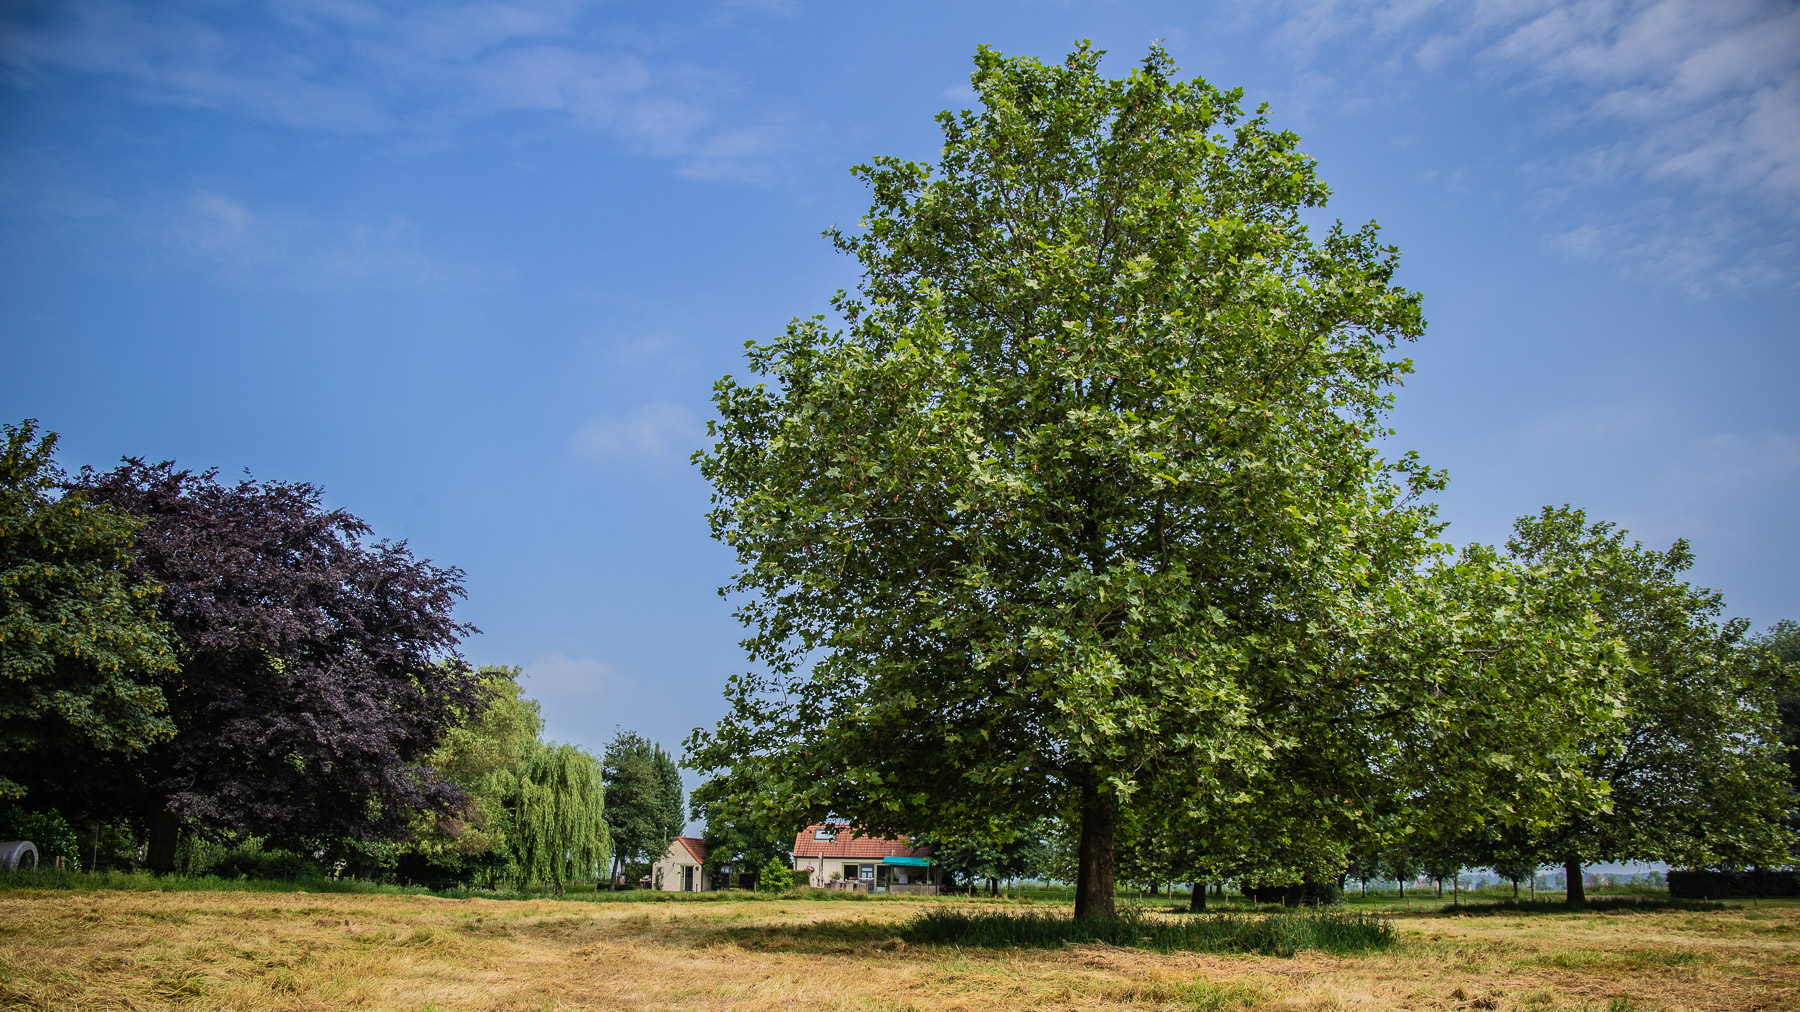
<box><xmin>692</xmin><ymin>44</ymin><xmax>1572</xmax><ymax>918</ymax></box>
<box><xmin>511</xmin><ymin>743</ymin><xmax>609</xmax><ymax>892</ymax></box>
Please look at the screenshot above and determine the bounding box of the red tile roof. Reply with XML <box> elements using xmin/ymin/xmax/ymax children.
<box><xmin>790</xmin><ymin>824</ymin><xmax>931</xmax><ymax>861</ymax></box>
<box><xmin>672</xmin><ymin>836</ymin><xmax>706</xmax><ymax>863</ymax></box>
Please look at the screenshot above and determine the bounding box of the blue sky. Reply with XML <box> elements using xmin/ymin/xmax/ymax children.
<box><xmin>3</xmin><ymin>0</ymin><xmax>1796</xmax><ymax>789</ymax></box>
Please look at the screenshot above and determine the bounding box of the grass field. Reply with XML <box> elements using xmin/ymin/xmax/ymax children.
<box><xmin>0</xmin><ymin>883</ymin><xmax>1793</xmax><ymax>1011</ymax></box>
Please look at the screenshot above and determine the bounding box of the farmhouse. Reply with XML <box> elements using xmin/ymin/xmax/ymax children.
<box><xmin>650</xmin><ymin>836</ymin><xmax>710</xmax><ymax>892</ymax></box>
<box><xmin>791</xmin><ymin>824</ymin><xmax>941</xmax><ymax>893</ymax></box>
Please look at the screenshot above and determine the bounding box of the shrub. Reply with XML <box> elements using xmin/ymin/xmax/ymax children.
<box><xmin>0</xmin><ymin>806</ymin><xmax>81</xmax><ymax>871</ymax></box>
<box><xmin>757</xmin><ymin>855</ymin><xmax>795</xmax><ymax>892</ymax></box>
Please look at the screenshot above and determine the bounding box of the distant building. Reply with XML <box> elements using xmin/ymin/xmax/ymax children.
<box><xmin>790</xmin><ymin>823</ymin><xmax>941</xmax><ymax>893</ymax></box>
<box><xmin>651</xmin><ymin>836</ymin><xmax>710</xmax><ymax>892</ymax></box>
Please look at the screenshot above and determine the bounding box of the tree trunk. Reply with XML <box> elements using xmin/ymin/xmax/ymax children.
<box><xmin>1148</xmin><ymin>882</ymin><xmax>1159</xmax><ymax>897</ymax></box>
<box><xmin>1564</xmin><ymin>857</ymin><xmax>1585</xmax><ymax>905</ymax></box>
<box><xmin>1072</xmin><ymin>779</ymin><xmax>1117</xmax><ymax>919</ymax></box>
<box><xmin>146</xmin><ymin>807</ymin><xmax>179</xmax><ymax>873</ymax></box>
<box><xmin>1512</xmin><ymin>878</ymin><xmax>1519</xmax><ymax>900</ymax></box>
<box><xmin>1189</xmin><ymin>882</ymin><xmax>1206</xmax><ymax>912</ymax></box>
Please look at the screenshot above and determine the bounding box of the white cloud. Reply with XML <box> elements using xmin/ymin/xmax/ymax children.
<box><xmin>525</xmin><ymin>651</ymin><xmax>626</xmax><ymax>698</ymax></box>
<box><xmin>1522</xmin><ymin>401</ymin><xmax>1658</xmax><ymax>442</ymax></box>
<box><xmin>0</xmin><ymin>0</ymin><xmax>799</xmax><ymax>180</ymax></box>
<box><xmin>1660</xmin><ymin>430</ymin><xmax>1800</xmax><ymax>497</ymax></box>
<box><xmin>609</xmin><ymin>333</ymin><xmax>679</xmax><ymax>362</ymax></box>
<box><xmin>522</xmin><ymin>653</ymin><xmax>698</xmax><ymax>762</ymax></box>
<box><xmin>718</xmin><ymin>0</ymin><xmax>800</xmax><ymax>16</ymax></box>
<box><xmin>572</xmin><ymin>401</ymin><xmax>702</xmax><ymax>463</ymax></box>
<box><xmin>1258</xmin><ymin>0</ymin><xmax>1800</xmax><ymax>292</ymax></box>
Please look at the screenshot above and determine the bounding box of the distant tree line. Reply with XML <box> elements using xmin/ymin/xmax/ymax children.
<box><xmin>0</xmin><ymin>419</ymin><xmax>682</xmax><ymax>890</ymax></box>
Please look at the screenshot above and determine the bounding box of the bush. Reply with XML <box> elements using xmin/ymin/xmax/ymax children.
<box><xmin>757</xmin><ymin>855</ymin><xmax>796</xmax><ymax>892</ymax></box>
<box><xmin>0</xmin><ymin>806</ymin><xmax>81</xmax><ymax>871</ymax></box>
<box><xmin>905</xmin><ymin>908</ymin><xmax>1393</xmax><ymax>957</ymax></box>
<box><xmin>1668</xmin><ymin>869</ymin><xmax>1800</xmax><ymax>899</ymax></box>
<box><xmin>187</xmin><ymin>837</ymin><xmax>322</xmax><ymax>881</ymax></box>
<box><xmin>1241</xmin><ymin>880</ymin><xmax>1341</xmax><ymax>906</ymax></box>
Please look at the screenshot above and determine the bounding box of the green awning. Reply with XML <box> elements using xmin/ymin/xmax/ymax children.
<box><xmin>883</xmin><ymin>856</ymin><xmax>931</xmax><ymax>867</ymax></box>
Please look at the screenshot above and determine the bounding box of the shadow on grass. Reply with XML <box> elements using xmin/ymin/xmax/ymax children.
<box><xmin>711</xmin><ymin>909</ymin><xmax>1393</xmax><ymax>959</ymax></box>
<box><xmin>710</xmin><ymin>917</ymin><xmax>910</xmax><ymax>955</ymax></box>
<box><xmin>904</xmin><ymin>908</ymin><xmax>1393</xmax><ymax>957</ymax></box>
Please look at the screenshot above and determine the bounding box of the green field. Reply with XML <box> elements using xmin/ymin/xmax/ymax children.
<box><xmin>1</xmin><ymin>877</ymin><xmax>1793</xmax><ymax>1011</ymax></box>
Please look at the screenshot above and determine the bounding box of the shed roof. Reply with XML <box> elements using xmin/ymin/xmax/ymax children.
<box><xmin>670</xmin><ymin>836</ymin><xmax>706</xmax><ymax>864</ymax></box>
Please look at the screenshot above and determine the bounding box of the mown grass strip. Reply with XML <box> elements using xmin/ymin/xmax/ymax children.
<box><xmin>904</xmin><ymin>908</ymin><xmax>1395</xmax><ymax>957</ymax></box>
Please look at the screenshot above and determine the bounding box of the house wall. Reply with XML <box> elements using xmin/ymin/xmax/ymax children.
<box><xmin>793</xmin><ymin>856</ymin><xmax>935</xmax><ymax>889</ymax></box>
<box><xmin>650</xmin><ymin>841</ymin><xmax>709</xmax><ymax>892</ymax></box>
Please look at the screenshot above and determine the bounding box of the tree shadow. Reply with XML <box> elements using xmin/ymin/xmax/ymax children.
<box><xmin>705</xmin><ymin>917</ymin><xmax>912</xmax><ymax>955</ymax></box>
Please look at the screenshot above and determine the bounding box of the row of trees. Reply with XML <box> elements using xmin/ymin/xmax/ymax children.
<box><xmin>0</xmin><ymin>419</ymin><xmax>683</xmax><ymax>890</ymax></box>
<box><xmin>685</xmin><ymin>43</ymin><xmax>1796</xmax><ymax>916</ymax></box>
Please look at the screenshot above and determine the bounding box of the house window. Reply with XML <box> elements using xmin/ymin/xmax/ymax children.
<box><xmin>859</xmin><ymin>865</ymin><xmax>875</xmax><ymax>881</ymax></box>
<box><xmin>842</xmin><ymin>864</ymin><xmax>860</xmax><ymax>880</ymax></box>
<box><xmin>813</xmin><ymin>828</ymin><xmax>836</xmax><ymax>841</ymax></box>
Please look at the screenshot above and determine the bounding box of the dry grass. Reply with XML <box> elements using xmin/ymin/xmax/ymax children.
<box><xmin>0</xmin><ymin>888</ymin><xmax>1793</xmax><ymax>1011</ymax></box>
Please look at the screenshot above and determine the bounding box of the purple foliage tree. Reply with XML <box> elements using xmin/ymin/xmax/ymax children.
<box><xmin>68</xmin><ymin>459</ymin><xmax>484</xmax><ymax>868</ymax></box>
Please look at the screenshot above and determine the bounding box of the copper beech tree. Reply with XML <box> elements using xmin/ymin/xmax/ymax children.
<box><xmin>691</xmin><ymin>44</ymin><xmax>1624</xmax><ymax>918</ymax></box>
<box><xmin>60</xmin><ymin>459</ymin><xmax>484</xmax><ymax>868</ymax></box>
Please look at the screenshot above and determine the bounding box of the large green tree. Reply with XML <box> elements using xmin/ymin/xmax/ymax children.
<box><xmin>601</xmin><ymin>730</ymin><xmax>684</xmax><ymax>886</ymax></box>
<box><xmin>691</xmin><ymin>774</ymin><xmax>796</xmax><ymax>888</ymax></box>
<box><xmin>0</xmin><ymin>420</ymin><xmax>175</xmax><ymax>802</ymax></box>
<box><xmin>690</xmin><ymin>44</ymin><xmax>1612</xmax><ymax>917</ymax></box>
<box><xmin>400</xmin><ymin>666</ymin><xmax>544</xmax><ymax>886</ymax></box>
<box><xmin>1507</xmin><ymin>507</ymin><xmax>1794</xmax><ymax>902</ymax></box>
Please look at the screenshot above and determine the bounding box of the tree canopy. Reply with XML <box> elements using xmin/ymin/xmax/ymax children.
<box><xmin>1505</xmin><ymin>507</ymin><xmax>1793</xmax><ymax>898</ymax></box>
<box><xmin>511</xmin><ymin>741</ymin><xmax>609</xmax><ymax>893</ymax></box>
<box><xmin>0</xmin><ymin>420</ymin><xmax>175</xmax><ymax>802</ymax></box>
<box><xmin>602</xmin><ymin>730</ymin><xmax>684</xmax><ymax>884</ymax></box>
<box><xmin>690</xmin><ymin>44</ymin><xmax>1619</xmax><ymax>917</ymax></box>
<box><xmin>59</xmin><ymin>457</ymin><xmax>483</xmax><ymax>866</ymax></box>
<box><xmin>691</xmin><ymin>773</ymin><xmax>796</xmax><ymax>888</ymax></box>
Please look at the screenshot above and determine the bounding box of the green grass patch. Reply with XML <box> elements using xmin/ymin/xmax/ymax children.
<box><xmin>903</xmin><ymin>907</ymin><xmax>1394</xmax><ymax>957</ymax></box>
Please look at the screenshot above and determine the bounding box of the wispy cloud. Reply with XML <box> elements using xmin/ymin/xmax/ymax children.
<box><xmin>717</xmin><ymin>0</ymin><xmax>800</xmax><ymax>16</ymax></box>
<box><xmin>168</xmin><ymin>189</ymin><xmax>502</xmax><ymax>290</ymax></box>
<box><xmin>524</xmin><ymin>652</ymin><xmax>697</xmax><ymax>759</ymax></box>
<box><xmin>571</xmin><ymin>401</ymin><xmax>702</xmax><ymax>463</ymax></box>
<box><xmin>0</xmin><ymin>146</ymin><xmax>502</xmax><ymax>289</ymax></box>
<box><xmin>1255</xmin><ymin>0</ymin><xmax>1800</xmax><ymax>293</ymax></box>
<box><xmin>0</xmin><ymin>0</ymin><xmax>800</xmax><ymax>181</ymax></box>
